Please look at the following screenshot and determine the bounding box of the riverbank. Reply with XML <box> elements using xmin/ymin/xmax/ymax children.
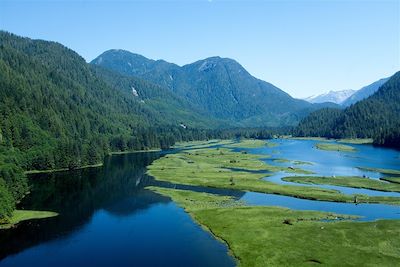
<box><xmin>173</xmin><ymin>139</ymin><xmax>234</xmax><ymax>149</ymax></box>
<box><xmin>24</xmin><ymin>163</ymin><xmax>104</xmax><ymax>175</ymax></box>
<box><xmin>357</xmin><ymin>167</ymin><xmax>400</xmax><ymax>176</ymax></box>
<box><xmin>290</xmin><ymin>137</ymin><xmax>373</xmax><ymax>144</ymax></box>
<box><xmin>0</xmin><ymin>210</ymin><xmax>58</xmax><ymax>230</ymax></box>
<box><xmin>24</xmin><ymin>148</ymin><xmax>164</xmax><ymax>175</ymax></box>
<box><xmin>283</xmin><ymin>176</ymin><xmax>400</xmax><ymax>193</ymax></box>
<box><xmin>315</xmin><ymin>143</ymin><xmax>356</xmax><ymax>152</ymax></box>
<box><xmin>108</xmin><ymin>148</ymin><xmax>161</xmax><ymax>155</ymax></box>
<box><xmin>225</xmin><ymin>139</ymin><xmax>276</xmax><ymax>149</ymax></box>
<box><xmin>149</xmin><ymin>186</ymin><xmax>400</xmax><ymax>267</ymax></box>
<box><xmin>147</xmin><ymin>145</ymin><xmax>400</xmax><ymax>205</ymax></box>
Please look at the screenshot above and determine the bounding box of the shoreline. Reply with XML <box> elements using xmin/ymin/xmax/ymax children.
<box><xmin>108</xmin><ymin>148</ymin><xmax>161</xmax><ymax>155</ymax></box>
<box><xmin>24</xmin><ymin>163</ymin><xmax>104</xmax><ymax>175</ymax></box>
<box><xmin>0</xmin><ymin>210</ymin><xmax>58</xmax><ymax>230</ymax></box>
<box><xmin>24</xmin><ymin>148</ymin><xmax>163</xmax><ymax>175</ymax></box>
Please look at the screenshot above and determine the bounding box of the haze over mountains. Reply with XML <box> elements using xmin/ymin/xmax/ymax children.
<box><xmin>91</xmin><ymin>49</ymin><xmax>337</xmax><ymax>127</ymax></box>
<box><xmin>341</xmin><ymin>77</ymin><xmax>390</xmax><ymax>106</ymax></box>
<box><xmin>0</xmin><ymin>30</ymin><xmax>399</xmax><ymax>220</ymax></box>
<box><xmin>304</xmin><ymin>89</ymin><xmax>356</xmax><ymax>105</ymax></box>
<box><xmin>304</xmin><ymin>77</ymin><xmax>391</xmax><ymax>106</ymax></box>
<box><xmin>296</xmin><ymin>71</ymin><xmax>400</xmax><ymax>148</ymax></box>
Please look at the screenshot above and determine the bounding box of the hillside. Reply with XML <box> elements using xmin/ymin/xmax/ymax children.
<box><xmin>91</xmin><ymin>65</ymin><xmax>227</xmax><ymax>129</ymax></box>
<box><xmin>295</xmin><ymin>72</ymin><xmax>400</xmax><ymax>147</ymax></box>
<box><xmin>304</xmin><ymin>89</ymin><xmax>356</xmax><ymax>104</ymax></box>
<box><xmin>0</xmin><ymin>32</ymin><xmax>220</xmax><ymax>220</ymax></box>
<box><xmin>342</xmin><ymin>77</ymin><xmax>390</xmax><ymax>106</ymax></box>
<box><xmin>92</xmin><ymin>50</ymin><xmax>336</xmax><ymax>127</ymax></box>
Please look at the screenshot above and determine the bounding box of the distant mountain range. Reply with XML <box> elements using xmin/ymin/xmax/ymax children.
<box><xmin>92</xmin><ymin>49</ymin><xmax>337</xmax><ymax>127</ymax></box>
<box><xmin>341</xmin><ymin>77</ymin><xmax>390</xmax><ymax>106</ymax></box>
<box><xmin>296</xmin><ymin>72</ymin><xmax>400</xmax><ymax>148</ymax></box>
<box><xmin>1</xmin><ymin>30</ymin><xmax>398</xmax><ymax>221</ymax></box>
<box><xmin>304</xmin><ymin>89</ymin><xmax>356</xmax><ymax>105</ymax></box>
<box><xmin>304</xmin><ymin>77</ymin><xmax>390</xmax><ymax>106</ymax></box>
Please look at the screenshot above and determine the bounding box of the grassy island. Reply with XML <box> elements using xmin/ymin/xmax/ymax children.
<box><xmin>147</xmin><ymin>147</ymin><xmax>400</xmax><ymax>205</ymax></box>
<box><xmin>173</xmin><ymin>139</ymin><xmax>235</xmax><ymax>149</ymax></box>
<box><xmin>283</xmin><ymin>176</ymin><xmax>400</xmax><ymax>193</ymax></box>
<box><xmin>1</xmin><ymin>210</ymin><xmax>58</xmax><ymax>229</ymax></box>
<box><xmin>149</xmin><ymin>187</ymin><xmax>400</xmax><ymax>267</ymax></box>
<box><xmin>225</xmin><ymin>139</ymin><xmax>276</xmax><ymax>149</ymax></box>
<box><xmin>381</xmin><ymin>177</ymin><xmax>400</xmax><ymax>184</ymax></box>
<box><xmin>315</xmin><ymin>143</ymin><xmax>356</xmax><ymax>152</ymax></box>
<box><xmin>146</xmin><ymin>141</ymin><xmax>400</xmax><ymax>266</ymax></box>
<box><xmin>338</xmin><ymin>138</ymin><xmax>373</xmax><ymax>144</ymax></box>
<box><xmin>357</xmin><ymin>167</ymin><xmax>400</xmax><ymax>176</ymax></box>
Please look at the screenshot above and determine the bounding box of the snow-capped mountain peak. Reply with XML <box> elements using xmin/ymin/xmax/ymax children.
<box><xmin>304</xmin><ymin>89</ymin><xmax>356</xmax><ymax>104</ymax></box>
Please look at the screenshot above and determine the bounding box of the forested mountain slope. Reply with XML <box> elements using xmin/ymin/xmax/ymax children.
<box><xmin>295</xmin><ymin>72</ymin><xmax>400</xmax><ymax>148</ymax></box>
<box><xmin>342</xmin><ymin>77</ymin><xmax>390</xmax><ymax>106</ymax></box>
<box><xmin>91</xmin><ymin>65</ymin><xmax>227</xmax><ymax>129</ymax></box>
<box><xmin>0</xmin><ymin>31</ymin><xmax>218</xmax><ymax>220</ymax></box>
<box><xmin>92</xmin><ymin>50</ymin><xmax>337</xmax><ymax>126</ymax></box>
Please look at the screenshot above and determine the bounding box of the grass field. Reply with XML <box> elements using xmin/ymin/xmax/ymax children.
<box><xmin>290</xmin><ymin>137</ymin><xmax>329</xmax><ymax>141</ymax></box>
<box><xmin>0</xmin><ymin>210</ymin><xmax>58</xmax><ymax>229</ymax></box>
<box><xmin>225</xmin><ymin>139</ymin><xmax>277</xmax><ymax>149</ymax></box>
<box><xmin>25</xmin><ymin>163</ymin><xmax>104</xmax><ymax>175</ymax></box>
<box><xmin>338</xmin><ymin>138</ymin><xmax>373</xmax><ymax>144</ymax></box>
<box><xmin>149</xmin><ymin>187</ymin><xmax>400</xmax><ymax>267</ymax></box>
<box><xmin>147</xmin><ymin>147</ymin><xmax>400</xmax><ymax>205</ymax></box>
<box><xmin>173</xmin><ymin>139</ymin><xmax>235</xmax><ymax>149</ymax></box>
<box><xmin>316</xmin><ymin>143</ymin><xmax>356</xmax><ymax>152</ymax></box>
<box><xmin>283</xmin><ymin>176</ymin><xmax>400</xmax><ymax>193</ymax></box>
<box><xmin>357</xmin><ymin>167</ymin><xmax>400</xmax><ymax>176</ymax></box>
<box><xmin>381</xmin><ymin>177</ymin><xmax>400</xmax><ymax>184</ymax></box>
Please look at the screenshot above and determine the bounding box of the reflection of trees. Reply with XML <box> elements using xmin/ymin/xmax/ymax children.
<box><xmin>0</xmin><ymin>152</ymin><xmax>169</xmax><ymax>260</ymax></box>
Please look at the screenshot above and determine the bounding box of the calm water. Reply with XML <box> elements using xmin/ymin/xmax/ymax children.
<box><xmin>240</xmin><ymin>139</ymin><xmax>400</xmax><ymax>220</ymax></box>
<box><xmin>1</xmin><ymin>139</ymin><xmax>400</xmax><ymax>266</ymax></box>
<box><xmin>0</xmin><ymin>152</ymin><xmax>235</xmax><ymax>267</ymax></box>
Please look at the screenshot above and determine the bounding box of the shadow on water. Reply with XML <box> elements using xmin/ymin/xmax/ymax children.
<box><xmin>0</xmin><ymin>152</ymin><xmax>165</xmax><ymax>260</ymax></box>
<box><xmin>2</xmin><ymin>139</ymin><xmax>399</xmax><ymax>266</ymax></box>
<box><xmin>0</xmin><ymin>151</ymin><xmax>235</xmax><ymax>267</ymax></box>
<box><xmin>153</xmin><ymin>180</ymin><xmax>245</xmax><ymax>198</ymax></box>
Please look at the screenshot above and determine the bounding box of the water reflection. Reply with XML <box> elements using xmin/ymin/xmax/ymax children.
<box><xmin>0</xmin><ymin>152</ymin><xmax>234</xmax><ymax>267</ymax></box>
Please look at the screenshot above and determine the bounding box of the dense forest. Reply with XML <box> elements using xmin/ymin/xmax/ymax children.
<box><xmin>0</xmin><ymin>32</ymin><xmax>280</xmax><ymax>222</ymax></box>
<box><xmin>295</xmin><ymin>72</ymin><xmax>400</xmax><ymax>148</ymax></box>
<box><xmin>0</xmin><ymin>30</ymin><xmax>398</xmax><ymax>223</ymax></box>
<box><xmin>92</xmin><ymin>50</ymin><xmax>339</xmax><ymax>127</ymax></box>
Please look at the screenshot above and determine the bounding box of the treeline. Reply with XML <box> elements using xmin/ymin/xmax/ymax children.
<box><xmin>0</xmin><ymin>124</ymin><xmax>279</xmax><ymax>222</ymax></box>
<box><xmin>373</xmin><ymin>127</ymin><xmax>400</xmax><ymax>149</ymax></box>
<box><xmin>294</xmin><ymin>72</ymin><xmax>400</xmax><ymax>148</ymax></box>
<box><xmin>0</xmin><ymin>31</ymin><xmax>281</xmax><ymax>222</ymax></box>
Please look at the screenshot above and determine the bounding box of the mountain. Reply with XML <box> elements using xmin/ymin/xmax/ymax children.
<box><xmin>295</xmin><ymin>71</ymin><xmax>400</xmax><ymax>147</ymax></box>
<box><xmin>0</xmin><ymin>31</ymin><xmax>223</xmax><ymax>220</ymax></box>
<box><xmin>90</xmin><ymin>65</ymin><xmax>227</xmax><ymax>129</ymax></box>
<box><xmin>342</xmin><ymin>77</ymin><xmax>390</xmax><ymax>106</ymax></box>
<box><xmin>304</xmin><ymin>89</ymin><xmax>356</xmax><ymax>104</ymax></box>
<box><xmin>92</xmin><ymin>50</ymin><xmax>336</xmax><ymax>127</ymax></box>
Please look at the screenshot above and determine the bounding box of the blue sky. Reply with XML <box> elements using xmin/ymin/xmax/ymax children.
<box><xmin>1</xmin><ymin>0</ymin><xmax>399</xmax><ymax>98</ymax></box>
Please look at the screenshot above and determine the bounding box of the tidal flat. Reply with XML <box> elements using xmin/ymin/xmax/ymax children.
<box><xmin>147</xmin><ymin>138</ymin><xmax>400</xmax><ymax>266</ymax></box>
<box><xmin>149</xmin><ymin>187</ymin><xmax>400</xmax><ymax>267</ymax></box>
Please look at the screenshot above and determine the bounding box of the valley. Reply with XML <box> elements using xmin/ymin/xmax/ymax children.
<box><xmin>2</xmin><ymin>138</ymin><xmax>399</xmax><ymax>266</ymax></box>
<box><xmin>147</xmin><ymin>138</ymin><xmax>400</xmax><ymax>266</ymax></box>
<box><xmin>0</xmin><ymin>19</ymin><xmax>399</xmax><ymax>266</ymax></box>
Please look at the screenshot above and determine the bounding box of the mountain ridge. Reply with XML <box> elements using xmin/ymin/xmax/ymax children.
<box><xmin>295</xmin><ymin>71</ymin><xmax>400</xmax><ymax>147</ymax></box>
<box><xmin>92</xmin><ymin>49</ymin><xmax>337</xmax><ymax>127</ymax></box>
<box><xmin>342</xmin><ymin>77</ymin><xmax>390</xmax><ymax>106</ymax></box>
<box><xmin>304</xmin><ymin>89</ymin><xmax>356</xmax><ymax>104</ymax></box>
